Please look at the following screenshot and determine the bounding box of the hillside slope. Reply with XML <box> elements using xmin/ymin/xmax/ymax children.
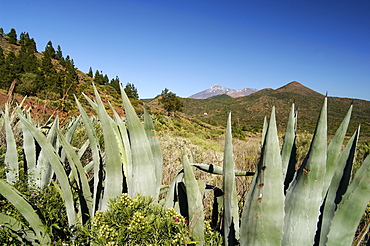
<box><xmin>181</xmin><ymin>81</ymin><xmax>370</xmax><ymax>136</ymax></box>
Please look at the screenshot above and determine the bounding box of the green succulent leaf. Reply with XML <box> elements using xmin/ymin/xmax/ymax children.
<box><xmin>0</xmin><ymin>179</ymin><xmax>51</xmax><ymax>245</ymax></box>
<box><xmin>17</xmin><ymin>111</ymin><xmax>76</xmax><ymax>226</ymax></box>
<box><xmin>4</xmin><ymin>104</ymin><xmax>19</xmax><ymax>184</ymax></box>
<box><xmin>0</xmin><ymin>213</ymin><xmax>37</xmax><ymax>244</ymax></box>
<box><xmin>319</xmin><ymin>126</ymin><xmax>359</xmax><ymax>245</ymax></box>
<box><xmin>144</xmin><ymin>107</ymin><xmax>163</xmax><ymax>196</ymax></box>
<box><xmin>37</xmin><ymin>116</ymin><xmax>59</xmax><ymax>188</ymax></box>
<box><xmin>120</xmin><ymin>85</ymin><xmax>158</xmax><ymax>199</ymax></box>
<box><xmin>240</xmin><ymin>106</ymin><xmax>285</xmax><ymax>246</ymax></box>
<box><xmin>283</xmin><ymin>98</ymin><xmax>327</xmax><ymax>246</ymax></box>
<box><xmin>182</xmin><ymin>147</ymin><xmax>205</xmax><ymax>245</ymax></box>
<box><xmin>92</xmin><ymin>84</ymin><xmax>123</xmax><ymax>210</ymax></box>
<box><xmin>322</xmin><ymin>104</ymin><xmax>352</xmax><ymax>198</ymax></box>
<box><xmin>57</xmin><ymin>129</ymin><xmax>93</xmax><ymax>220</ymax></box>
<box><xmin>223</xmin><ymin>113</ymin><xmax>240</xmax><ymax>244</ymax></box>
<box><xmin>281</xmin><ymin>103</ymin><xmax>296</xmax><ymax>177</ymax></box>
<box><xmin>192</xmin><ymin>163</ymin><xmax>254</xmax><ymax>176</ymax></box>
<box><xmin>75</xmin><ymin>95</ymin><xmax>103</xmax><ymax>213</ymax></box>
<box><xmin>325</xmin><ymin>130</ymin><xmax>370</xmax><ymax>246</ymax></box>
<box><xmin>21</xmin><ymin>110</ymin><xmax>37</xmax><ymax>187</ymax></box>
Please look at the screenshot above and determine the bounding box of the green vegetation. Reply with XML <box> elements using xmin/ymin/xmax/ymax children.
<box><xmin>158</xmin><ymin>88</ymin><xmax>184</xmax><ymax>115</ymax></box>
<box><xmin>0</xmin><ymin>28</ymin><xmax>369</xmax><ymax>245</ymax></box>
<box><xmin>0</xmin><ymin>84</ymin><xmax>369</xmax><ymax>245</ymax></box>
<box><xmin>181</xmin><ymin>83</ymin><xmax>370</xmax><ymax>137</ymax></box>
<box><xmin>0</xmin><ymin>28</ymin><xmax>123</xmax><ymax>112</ymax></box>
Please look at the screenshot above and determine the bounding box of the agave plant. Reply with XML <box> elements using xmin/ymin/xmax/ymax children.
<box><xmin>0</xmin><ymin>84</ymin><xmax>164</xmax><ymax>244</ymax></box>
<box><xmin>165</xmin><ymin>98</ymin><xmax>369</xmax><ymax>246</ymax></box>
<box><xmin>1</xmin><ymin>83</ymin><xmax>369</xmax><ymax>246</ymax></box>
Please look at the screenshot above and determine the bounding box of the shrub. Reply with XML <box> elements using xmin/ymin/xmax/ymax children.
<box><xmin>88</xmin><ymin>194</ymin><xmax>191</xmax><ymax>245</ymax></box>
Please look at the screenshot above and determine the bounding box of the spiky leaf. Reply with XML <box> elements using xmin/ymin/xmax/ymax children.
<box><xmin>223</xmin><ymin>113</ymin><xmax>240</xmax><ymax>244</ymax></box>
<box><xmin>183</xmin><ymin>148</ymin><xmax>205</xmax><ymax>245</ymax></box>
<box><xmin>283</xmin><ymin>98</ymin><xmax>327</xmax><ymax>246</ymax></box>
<box><xmin>240</xmin><ymin>107</ymin><xmax>285</xmax><ymax>246</ymax></box>
<box><xmin>0</xmin><ymin>179</ymin><xmax>51</xmax><ymax>244</ymax></box>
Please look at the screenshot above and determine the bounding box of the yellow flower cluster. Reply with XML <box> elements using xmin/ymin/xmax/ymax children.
<box><xmin>127</xmin><ymin>211</ymin><xmax>147</xmax><ymax>232</ymax></box>
<box><xmin>97</xmin><ymin>224</ymin><xmax>118</xmax><ymax>241</ymax></box>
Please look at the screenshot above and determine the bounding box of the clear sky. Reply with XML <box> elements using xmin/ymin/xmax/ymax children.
<box><xmin>1</xmin><ymin>0</ymin><xmax>369</xmax><ymax>100</ymax></box>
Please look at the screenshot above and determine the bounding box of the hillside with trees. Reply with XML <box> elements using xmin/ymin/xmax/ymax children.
<box><xmin>0</xmin><ymin>27</ymin><xmax>139</xmax><ymax>118</ymax></box>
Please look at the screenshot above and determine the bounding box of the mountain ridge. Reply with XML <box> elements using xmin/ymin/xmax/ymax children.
<box><xmin>181</xmin><ymin>81</ymin><xmax>370</xmax><ymax>137</ymax></box>
<box><xmin>188</xmin><ymin>84</ymin><xmax>258</xmax><ymax>99</ymax></box>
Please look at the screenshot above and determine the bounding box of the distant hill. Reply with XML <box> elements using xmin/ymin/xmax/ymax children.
<box><xmin>209</xmin><ymin>94</ymin><xmax>232</xmax><ymax>99</ymax></box>
<box><xmin>188</xmin><ymin>84</ymin><xmax>257</xmax><ymax>99</ymax></box>
<box><xmin>227</xmin><ymin>88</ymin><xmax>258</xmax><ymax>98</ymax></box>
<box><xmin>189</xmin><ymin>84</ymin><xmax>234</xmax><ymax>99</ymax></box>
<box><xmin>182</xmin><ymin>81</ymin><xmax>370</xmax><ymax>137</ymax></box>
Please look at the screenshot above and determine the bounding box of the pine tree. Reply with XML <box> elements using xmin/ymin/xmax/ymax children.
<box><xmin>7</xmin><ymin>28</ymin><xmax>17</xmax><ymax>44</ymax></box>
<box><xmin>30</xmin><ymin>38</ymin><xmax>37</xmax><ymax>52</ymax></box>
<box><xmin>2</xmin><ymin>52</ymin><xmax>20</xmax><ymax>89</ymax></box>
<box><xmin>94</xmin><ymin>70</ymin><xmax>104</xmax><ymax>85</ymax></box>
<box><xmin>124</xmin><ymin>83</ymin><xmax>139</xmax><ymax>100</ymax></box>
<box><xmin>109</xmin><ymin>76</ymin><xmax>120</xmax><ymax>92</ymax></box>
<box><xmin>0</xmin><ymin>46</ymin><xmax>4</xmax><ymax>65</ymax></box>
<box><xmin>0</xmin><ymin>28</ymin><xmax>4</xmax><ymax>35</ymax></box>
<box><xmin>44</xmin><ymin>41</ymin><xmax>56</xmax><ymax>59</ymax></box>
<box><xmin>56</xmin><ymin>45</ymin><xmax>63</xmax><ymax>60</ymax></box>
<box><xmin>19</xmin><ymin>33</ymin><xmax>38</xmax><ymax>73</ymax></box>
<box><xmin>41</xmin><ymin>54</ymin><xmax>53</xmax><ymax>74</ymax></box>
<box><xmin>103</xmin><ymin>74</ymin><xmax>109</xmax><ymax>84</ymax></box>
<box><xmin>87</xmin><ymin>67</ymin><xmax>93</xmax><ymax>77</ymax></box>
<box><xmin>19</xmin><ymin>32</ymin><xmax>30</xmax><ymax>46</ymax></box>
<box><xmin>0</xmin><ymin>46</ymin><xmax>7</xmax><ymax>89</ymax></box>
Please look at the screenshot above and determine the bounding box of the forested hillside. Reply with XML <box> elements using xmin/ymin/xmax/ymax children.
<box><xmin>0</xmin><ymin>28</ymin><xmax>122</xmax><ymax>111</ymax></box>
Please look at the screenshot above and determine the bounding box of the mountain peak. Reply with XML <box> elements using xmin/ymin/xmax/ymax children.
<box><xmin>276</xmin><ymin>81</ymin><xmax>322</xmax><ymax>96</ymax></box>
<box><xmin>189</xmin><ymin>85</ymin><xmax>235</xmax><ymax>99</ymax></box>
<box><xmin>189</xmin><ymin>84</ymin><xmax>258</xmax><ymax>99</ymax></box>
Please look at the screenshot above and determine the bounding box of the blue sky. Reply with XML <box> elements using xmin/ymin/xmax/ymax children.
<box><xmin>1</xmin><ymin>0</ymin><xmax>369</xmax><ymax>100</ymax></box>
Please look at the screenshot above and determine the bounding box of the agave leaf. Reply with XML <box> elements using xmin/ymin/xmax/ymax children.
<box><xmin>60</xmin><ymin>116</ymin><xmax>81</xmax><ymax>164</ymax></box>
<box><xmin>319</xmin><ymin>126</ymin><xmax>359</xmax><ymax>245</ymax></box>
<box><xmin>283</xmin><ymin>98</ymin><xmax>327</xmax><ymax>246</ymax></box>
<box><xmin>0</xmin><ymin>213</ymin><xmax>37</xmax><ymax>243</ymax></box>
<box><xmin>326</xmin><ymin>153</ymin><xmax>370</xmax><ymax>245</ymax></box>
<box><xmin>182</xmin><ymin>147</ymin><xmax>205</xmax><ymax>245</ymax></box>
<box><xmin>82</xmin><ymin>92</ymin><xmax>98</xmax><ymax>111</ymax></box>
<box><xmin>240</xmin><ymin>106</ymin><xmax>284</xmax><ymax>246</ymax></box>
<box><xmin>92</xmin><ymin>84</ymin><xmax>123</xmax><ymax>210</ymax></box>
<box><xmin>0</xmin><ymin>179</ymin><xmax>51</xmax><ymax>244</ymax></box>
<box><xmin>108</xmin><ymin>101</ymin><xmax>129</xmax><ymax>189</ymax></box>
<box><xmin>192</xmin><ymin>163</ymin><xmax>254</xmax><ymax>176</ymax></box>
<box><xmin>20</xmin><ymin>110</ymin><xmax>37</xmax><ymax>187</ymax></box>
<box><xmin>77</xmin><ymin>139</ymin><xmax>90</xmax><ymax>160</ymax></box>
<box><xmin>4</xmin><ymin>104</ymin><xmax>19</xmax><ymax>184</ymax></box>
<box><xmin>223</xmin><ymin>113</ymin><xmax>240</xmax><ymax>244</ymax></box>
<box><xmin>281</xmin><ymin>103</ymin><xmax>296</xmax><ymax>177</ymax></box>
<box><xmin>16</xmin><ymin>111</ymin><xmax>76</xmax><ymax>226</ymax></box>
<box><xmin>261</xmin><ymin>116</ymin><xmax>268</xmax><ymax>146</ymax></box>
<box><xmin>37</xmin><ymin>116</ymin><xmax>59</xmax><ymax>188</ymax></box>
<box><xmin>75</xmin><ymin>95</ymin><xmax>103</xmax><ymax>213</ymax></box>
<box><xmin>57</xmin><ymin>130</ymin><xmax>93</xmax><ymax>220</ymax></box>
<box><xmin>144</xmin><ymin>107</ymin><xmax>163</xmax><ymax>196</ymax></box>
<box><xmin>164</xmin><ymin>171</ymin><xmax>184</xmax><ymax>209</ymax></box>
<box><xmin>120</xmin><ymin>85</ymin><xmax>157</xmax><ymax>199</ymax></box>
<box><xmin>322</xmin><ymin>104</ymin><xmax>352</xmax><ymax>198</ymax></box>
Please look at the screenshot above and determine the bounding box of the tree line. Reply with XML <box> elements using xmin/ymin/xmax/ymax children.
<box><xmin>0</xmin><ymin>28</ymin><xmax>122</xmax><ymax>100</ymax></box>
<box><xmin>0</xmin><ymin>28</ymin><xmax>183</xmax><ymax>114</ymax></box>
